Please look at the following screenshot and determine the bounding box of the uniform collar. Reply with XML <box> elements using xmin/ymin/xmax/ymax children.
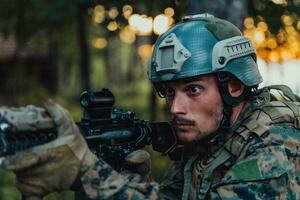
<box><xmin>230</xmin><ymin>88</ymin><xmax>270</xmax><ymax>132</ymax></box>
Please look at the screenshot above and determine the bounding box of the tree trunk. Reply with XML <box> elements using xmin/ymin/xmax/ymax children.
<box><xmin>77</xmin><ymin>2</ymin><xmax>90</xmax><ymax>91</ymax></box>
<box><xmin>47</xmin><ymin>32</ymin><xmax>59</xmax><ymax>93</ymax></box>
<box><xmin>104</xmin><ymin>34</ymin><xmax>122</xmax><ymax>87</ymax></box>
<box><xmin>10</xmin><ymin>0</ymin><xmax>25</xmax><ymax>104</ymax></box>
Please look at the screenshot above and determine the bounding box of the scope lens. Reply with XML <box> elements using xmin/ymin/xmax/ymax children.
<box><xmin>80</xmin><ymin>94</ymin><xmax>90</xmax><ymax>107</ymax></box>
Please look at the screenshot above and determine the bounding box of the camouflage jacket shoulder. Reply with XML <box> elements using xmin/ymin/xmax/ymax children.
<box><xmin>208</xmin><ymin>88</ymin><xmax>300</xmax><ymax>199</ymax></box>
<box><xmin>209</xmin><ymin>123</ymin><xmax>300</xmax><ymax>199</ymax></box>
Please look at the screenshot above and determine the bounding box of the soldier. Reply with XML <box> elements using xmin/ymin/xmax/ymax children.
<box><xmin>1</xmin><ymin>13</ymin><xmax>300</xmax><ymax>199</ymax></box>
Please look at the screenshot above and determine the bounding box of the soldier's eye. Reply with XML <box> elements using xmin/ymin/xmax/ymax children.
<box><xmin>165</xmin><ymin>87</ymin><xmax>175</xmax><ymax>97</ymax></box>
<box><xmin>188</xmin><ymin>85</ymin><xmax>202</xmax><ymax>95</ymax></box>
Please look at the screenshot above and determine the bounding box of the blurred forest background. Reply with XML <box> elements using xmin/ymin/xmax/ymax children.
<box><xmin>0</xmin><ymin>0</ymin><xmax>299</xmax><ymax>199</ymax></box>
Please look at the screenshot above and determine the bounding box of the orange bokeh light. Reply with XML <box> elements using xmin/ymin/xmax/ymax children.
<box><xmin>244</xmin><ymin>15</ymin><xmax>300</xmax><ymax>63</ymax></box>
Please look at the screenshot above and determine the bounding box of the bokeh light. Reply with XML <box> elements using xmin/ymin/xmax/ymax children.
<box><xmin>164</xmin><ymin>7</ymin><xmax>175</xmax><ymax>17</ymax></box>
<box><xmin>128</xmin><ymin>14</ymin><xmax>153</xmax><ymax>36</ymax></box>
<box><xmin>119</xmin><ymin>25</ymin><xmax>136</xmax><ymax>44</ymax></box>
<box><xmin>153</xmin><ymin>14</ymin><xmax>171</xmax><ymax>35</ymax></box>
<box><xmin>90</xmin><ymin>5</ymin><xmax>177</xmax><ymax>48</ymax></box>
<box><xmin>138</xmin><ymin>44</ymin><xmax>153</xmax><ymax>60</ymax></box>
<box><xmin>244</xmin><ymin>17</ymin><xmax>255</xmax><ymax>29</ymax></box>
<box><xmin>271</xmin><ymin>0</ymin><xmax>288</xmax><ymax>5</ymax></box>
<box><xmin>108</xmin><ymin>7</ymin><xmax>119</xmax><ymax>19</ymax></box>
<box><xmin>93</xmin><ymin>38</ymin><xmax>108</xmax><ymax>49</ymax></box>
<box><xmin>107</xmin><ymin>21</ymin><xmax>118</xmax><ymax>31</ymax></box>
<box><xmin>297</xmin><ymin>21</ymin><xmax>300</xmax><ymax>30</ymax></box>
<box><xmin>282</xmin><ymin>15</ymin><xmax>293</xmax><ymax>26</ymax></box>
<box><xmin>94</xmin><ymin>5</ymin><xmax>105</xmax><ymax>13</ymax></box>
<box><xmin>253</xmin><ymin>30</ymin><xmax>265</xmax><ymax>46</ymax></box>
<box><xmin>267</xmin><ymin>38</ymin><xmax>277</xmax><ymax>49</ymax></box>
<box><xmin>123</xmin><ymin>5</ymin><xmax>133</xmax><ymax>19</ymax></box>
<box><xmin>269</xmin><ymin>51</ymin><xmax>280</xmax><ymax>62</ymax></box>
<box><xmin>93</xmin><ymin>5</ymin><xmax>105</xmax><ymax>24</ymax></box>
<box><xmin>257</xmin><ymin>21</ymin><xmax>268</xmax><ymax>32</ymax></box>
<box><xmin>243</xmin><ymin>15</ymin><xmax>300</xmax><ymax>63</ymax></box>
<box><xmin>91</xmin><ymin>5</ymin><xmax>176</xmax><ymax>44</ymax></box>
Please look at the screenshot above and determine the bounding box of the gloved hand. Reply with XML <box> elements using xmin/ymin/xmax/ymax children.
<box><xmin>0</xmin><ymin>100</ymin><xmax>97</xmax><ymax>199</ymax></box>
<box><xmin>122</xmin><ymin>149</ymin><xmax>152</xmax><ymax>182</ymax></box>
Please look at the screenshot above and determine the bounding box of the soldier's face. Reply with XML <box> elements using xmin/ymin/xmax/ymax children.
<box><xmin>164</xmin><ymin>75</ymin><xmax>224</xmax><ymax>142</ymax></box>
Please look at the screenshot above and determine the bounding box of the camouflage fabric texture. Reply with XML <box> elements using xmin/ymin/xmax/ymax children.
<box><xmin>79</xmin><ymin>87</ymin><xmax>300</xmax><ymax>199</ymax></box>
<box><xmin>0</xmin><ymin>100</ymin><xmax>97</xmax><ymax>198</ymax></box>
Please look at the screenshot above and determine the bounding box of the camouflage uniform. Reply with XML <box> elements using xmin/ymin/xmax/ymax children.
<box><xmin>78</xmin><ymin>87</ymin><xmax>300</xmax><ymax>200</ymax></box>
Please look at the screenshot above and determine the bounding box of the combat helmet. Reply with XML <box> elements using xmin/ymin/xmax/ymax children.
<box><xmin>148</xmin><ymin>13</ymin><xmax>263</xmax><ymax>131</ymax></box>
<box><xmin>148</xmin><ymin>13</ymin><xmax>262</xmax><ymax>90</ymax></box>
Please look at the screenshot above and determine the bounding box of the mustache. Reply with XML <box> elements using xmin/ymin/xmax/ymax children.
<box><xmin>171</xmin><ymin>117</ymin><xmax>196</xmax><ymax>126</ymax></box>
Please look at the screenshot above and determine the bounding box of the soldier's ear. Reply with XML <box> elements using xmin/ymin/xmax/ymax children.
<box><xmin>228</xmin><ymin>77</ymin><xmax>245</xmax><ymax>98</ymax></box>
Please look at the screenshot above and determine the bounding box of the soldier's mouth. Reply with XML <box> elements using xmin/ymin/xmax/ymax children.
<box><xmin>171</xmin><ymin>117</ymin><xmax>195</xmax><ymax>126</ymax></box>
<box><xmin>175</xmin><ymin>124</ymin><xmax>193</xmax><ymax>130</ymax></box>
<box><xmin>173</xmin><ymin>124</ymin><xmax>194</xmax><ymax>134</ymax></box>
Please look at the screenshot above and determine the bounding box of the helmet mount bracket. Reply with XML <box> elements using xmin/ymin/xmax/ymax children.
<box><xmin>154</xmin><ymin>33</ymin><xmax>191</xmax><ymax>81</ymax></box>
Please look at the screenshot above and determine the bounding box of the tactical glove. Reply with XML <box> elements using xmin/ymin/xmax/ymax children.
<box><xmin>123</xmin><ymin>149</ymin><xmax>152</xmax><ymax>182</ymax></box>
<box><xmin>0</xmin><ymin>100</ymin><xmax>97</xmax><ymax>199</ymax></box>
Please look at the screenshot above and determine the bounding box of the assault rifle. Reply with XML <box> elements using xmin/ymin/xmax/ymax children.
<box><xmin>0</xmin><ymin>89</ymin><xmax>178</xmax><ymax>168</ymax></box>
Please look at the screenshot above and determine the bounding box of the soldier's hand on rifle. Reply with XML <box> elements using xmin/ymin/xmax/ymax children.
<box><xmin>122</xmin><ymin>149</ymin><xmax>152</xmax><ymax>182</ymax></box>
<box><xmin>0</xmin><ymin>100</ymin><xmax>97</xmax><ymax>199</ymax></box>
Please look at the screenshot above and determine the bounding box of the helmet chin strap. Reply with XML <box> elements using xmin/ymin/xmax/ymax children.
<box><xmin>216</xmin><ymin>73</ymin><xmax>251</xmax><ymax>132</ymax></box>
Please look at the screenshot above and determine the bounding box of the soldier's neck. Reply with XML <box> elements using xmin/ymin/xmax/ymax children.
<box><xmin>230</xmin><ymin>101</ymin><xmax>246</xmax><ymax>125</ymax></box>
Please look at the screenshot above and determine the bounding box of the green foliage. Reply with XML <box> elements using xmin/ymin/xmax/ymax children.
<box><xmin>90</xmin><ymin>56</ymin><xmax>107</xmax><ymax>90</ymax></box>
<box><xmin>0</xmin><ymin>0</ymin><xmax>76</xmax><ymax>41</ymax></box>
<box><xmin>0</xmin><ymin>170</ymin><xmax>21</xmax><ymax>200</ymax></box>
